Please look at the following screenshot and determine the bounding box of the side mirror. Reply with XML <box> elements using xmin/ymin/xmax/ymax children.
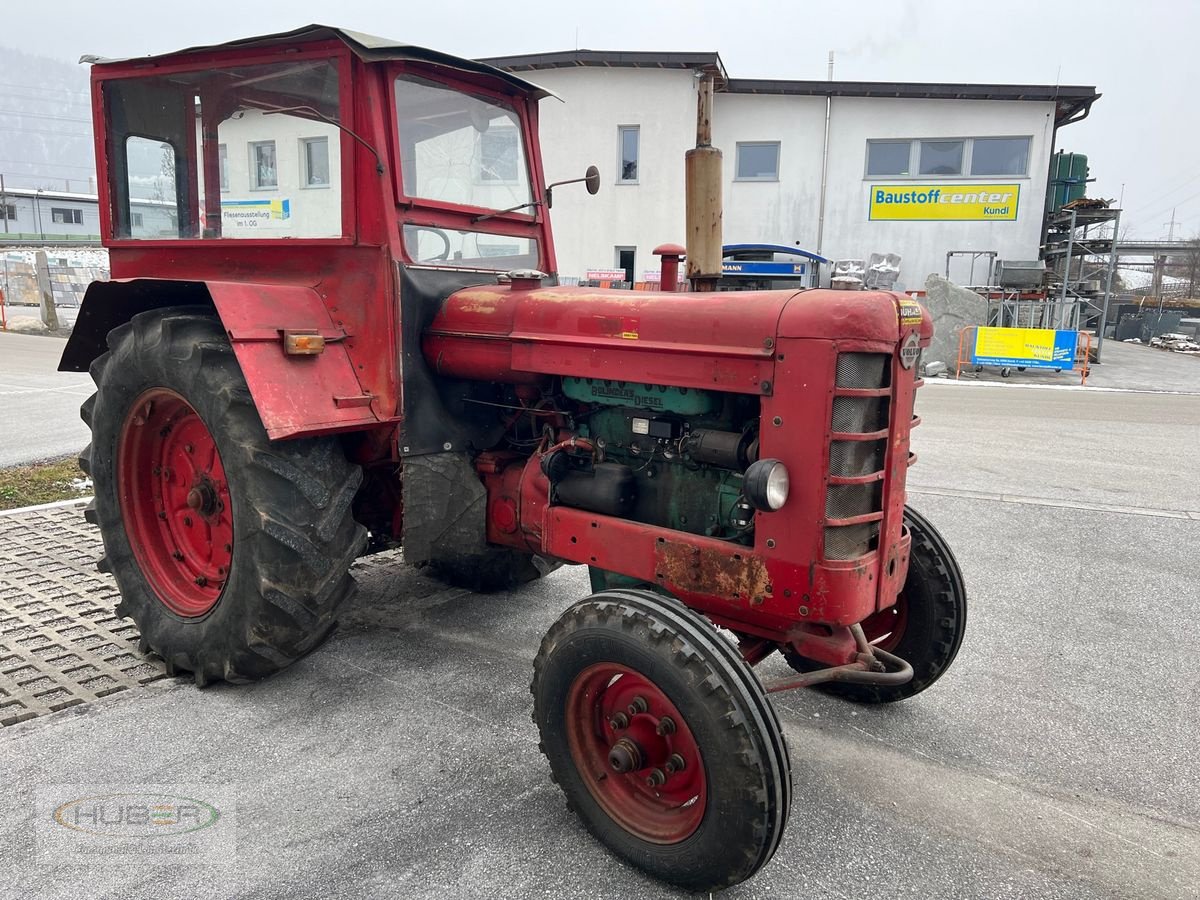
<box><xmin>546</xmin><ymin>166</ymin><xmax>602</xmax><ymax>210</ymax></box>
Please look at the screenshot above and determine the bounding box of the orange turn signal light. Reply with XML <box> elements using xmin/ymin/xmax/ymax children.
<box><xmin>283</xmin><ymin>331</ymin><xmax>326</xmax><ymax>355</ymax></box>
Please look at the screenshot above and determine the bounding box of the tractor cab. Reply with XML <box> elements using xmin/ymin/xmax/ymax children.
<box><xmin>87</xmin><ymin>25</ymin><xmax>557</xmax><ymax>268</ymax></box>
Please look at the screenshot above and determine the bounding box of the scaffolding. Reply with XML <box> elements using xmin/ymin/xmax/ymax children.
<box><xmin>1041</xmin><ymin>205</ymin><xmax>1121</xmax><ymax>361</ymax></box>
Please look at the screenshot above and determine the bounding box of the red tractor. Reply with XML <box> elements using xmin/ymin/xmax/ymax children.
<box><xmin>62</xmin><ymin>26</ymin><xmax>966</xmax><ymax>891</ymax></box>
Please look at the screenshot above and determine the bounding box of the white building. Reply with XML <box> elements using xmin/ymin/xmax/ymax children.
<box><xmin>0</xmin><ymin>186</ymin><xmax>174</xmax><ymax>242</ymax></box>
<box><xmin>483</xmin><ymin>50</ymin><xmax>1099</xmax><ymax>291</ymax></box>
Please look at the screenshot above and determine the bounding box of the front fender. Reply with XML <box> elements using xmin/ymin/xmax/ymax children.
<box><xmin>60</xmin><ymin>278</ymin><xmax>387</xmax><ymax>440</ymax></box>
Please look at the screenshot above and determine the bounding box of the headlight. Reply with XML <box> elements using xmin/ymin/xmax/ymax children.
<box><xmin>743</xmin><ymin>459</ymin><xmax>789</xmax><ymax>511</ymax></box>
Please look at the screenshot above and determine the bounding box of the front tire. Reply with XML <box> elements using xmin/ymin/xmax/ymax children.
<box><xmin>782</xmin><ymin>506</ymin><xmax>967</xmax><ymax>703</ymax></box>
<box><xmin>81</xmin><ymin>307</ymin><xmax>366</xmax><ymax>685</ymax></box>
<box><xmin>533</xmin><ymin>589</ymin><xmax>791</xmax><ymax>892</ymax></box>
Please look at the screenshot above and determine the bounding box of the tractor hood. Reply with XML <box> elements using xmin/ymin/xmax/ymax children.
<box><xmin>423</xmin><ymin>284</ymin><xmax>931</xmax><ymax>393</ymax></box>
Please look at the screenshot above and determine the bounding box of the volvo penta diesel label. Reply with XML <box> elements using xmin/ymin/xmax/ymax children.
<box><xmin>869</xmin><ymin>184</ymin><xmax>1020</xmax><ymax>221</ymax></box>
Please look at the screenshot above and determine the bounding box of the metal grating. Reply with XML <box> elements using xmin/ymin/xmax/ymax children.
<box><xmin>831</xmin><ymin>396</ymin><xmax>889</xmax><ymax>433</ymax></box>
<box><xmin>825</xmin><ymin>482</ymin><xmax>882</xmax><ymax>519</ymax></box>
<box><xmin>823</xmin><ymin>523</ymin><xmax>876</xmax><ymax>560</ymax></box>
<box><xmin>0</xmin><ymin>505</ymin><xmax>167</xmax><ymax>726</ymax></box>
<box><xmin>835</xmin><ymin>352</ymin><xmax>890</xmax><ymax>389</ymax></box>
<box><xmin>829</xmin><ymin>439</ymin><xmax>886</xmax><ymax>477</ymax></box>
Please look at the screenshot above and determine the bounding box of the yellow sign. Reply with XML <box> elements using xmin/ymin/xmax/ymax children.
<box><xmin>972</xmin><ymin>327</ymin><xmax>1076</xmax><ymax>369</ymax></box>
<box><xmin>869</xmin><ymin>184</ymin><xmax>1020</xmax><ymax>221</ymax></box>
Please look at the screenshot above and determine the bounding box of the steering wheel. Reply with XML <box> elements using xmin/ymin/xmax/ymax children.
<box><xmin>411</xmin><ymin>226</ymin><xmax>452</xmax><ymax>261</ymax></box>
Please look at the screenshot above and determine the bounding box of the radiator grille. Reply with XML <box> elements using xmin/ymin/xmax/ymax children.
<box><xmin>831</xmin><ymin>396</ymin><xmax>889</xmax><ymax>433</ymax></box>
<box><xmin>824</xmin><ymin>352</ymin><xmax>891</xmax><ymax>560</ymax></box>
<box><xmin>836</xmin><ymin>353</ymin><xmax>891</xmax><ymax>389</ymax></box>
<box><xmin>826</xmin><ymin>482</ymin><xmax>883</xmax><ymax>519</ymax></box>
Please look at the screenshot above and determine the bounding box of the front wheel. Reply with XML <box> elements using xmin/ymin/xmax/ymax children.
<box><xmin>782</xmin><ymin>506</ymin><xmax>967</xmax><ymax>703</ymax></box>
<box><xmin>532</xmin><ymin>589</ymin><xmax>791</xmax><ymax>892</ymax></box>
<box><xmin>81</xmin><ymin>307</ymin><xmax>366</xmax><ymax>685</ymax></box>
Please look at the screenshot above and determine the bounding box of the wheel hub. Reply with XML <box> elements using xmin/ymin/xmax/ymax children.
<box><xmin>565</xmin><ymin>663</ymin><xmax>707</xmax><ymax>844</ymax></box>
<box><xmin>118</xmin><ymin>389</ymin><xmax>233</xmax><ymax>617</ymax></box>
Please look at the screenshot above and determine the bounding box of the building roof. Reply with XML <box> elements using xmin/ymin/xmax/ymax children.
<box><xmin>83</xmin><ymin>24</ymin><xmax>557</xmax><ymax>100</ymax></box>
<box><xmin>479</xmin><ymin>49</ymin><xmax>1099</xmax><ymax>125</ymax></box>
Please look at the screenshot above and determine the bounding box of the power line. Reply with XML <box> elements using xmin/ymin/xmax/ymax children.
<box><xmin>2</xmin><ymin>125</ymin><xmax>92</xmax><ymax>139</ymax></box>
<box><xmin>0</xmin><ymin>108</ymin><xmax>92</xmax><ymax>124</ymax></box>
<box><xmin>0</xmin><ymin>90</ymin><xmax>90</xmax><ymax>109</ymax></box>
<box><xmin>0</xmin><ymin>158</ymin><xmax>95</xmax><ymax>170</ymax></box>
<box><xmin>0</xmin><ymin>80</ymin><xmax>88</xmax><ymax>97</ymax></box>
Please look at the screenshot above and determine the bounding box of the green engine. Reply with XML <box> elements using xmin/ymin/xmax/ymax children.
<box><xmin>561</xmin><ymin>377</ymin><xmax>760</xmax><ymax>543</ymax></box>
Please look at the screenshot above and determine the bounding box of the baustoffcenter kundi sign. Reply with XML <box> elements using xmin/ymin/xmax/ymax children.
<box><xmin>869</xmin><ymin>183</ymin><xmax>1020</xmax><ymax>221</ymax></box>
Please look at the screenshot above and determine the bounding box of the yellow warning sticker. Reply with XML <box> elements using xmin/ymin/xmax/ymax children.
<box><xmin>621</xmin><ymin>331</ymin><xmax>639</xmax><ymax>340</ymax></box>
<box><xmin>898</xmin><ymin>299</ymin><xmax>924</xmax><ymax>326</ymax></box>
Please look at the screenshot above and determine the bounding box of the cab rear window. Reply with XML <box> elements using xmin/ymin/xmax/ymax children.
<box><xmin>103</xmin><ymin>59</ymin><xmax>343</xmax><ymax>240</ymax></box>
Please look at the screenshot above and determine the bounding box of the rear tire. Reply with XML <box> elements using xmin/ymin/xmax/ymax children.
<box><xmin>425</xmin><ymin>549</ymin><xmax>554</xmax><ymax>592</ymax></box>
<box><xmin>782</xmin><ymin>506</ymin><xmax>967</xmax><ymax>703</ymax></box>
<box><xmin>81</xmin><ymin>307</ymin><xmax>366</xmax><ymax>685</ymax></box>
<box><xmin>533</xmin><ymin>589</ymin><xmax>791</xmax><ymax>891</ymax></box>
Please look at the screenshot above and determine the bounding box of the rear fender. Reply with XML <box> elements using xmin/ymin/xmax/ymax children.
<box><xmin>59</xmin><ymin>278</ymin><xmax>386</xmax><ymax>440</ymax></box>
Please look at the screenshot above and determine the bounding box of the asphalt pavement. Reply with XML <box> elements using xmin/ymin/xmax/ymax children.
<box><xmin>0</xmin><ymin>331</ymin><xmax>90</xmax><ymax>467</ymax></box>
<box><xmin>1</xmin><ymin>382</ymin><xmax>1198</xmax><ymax>899</ymax></box>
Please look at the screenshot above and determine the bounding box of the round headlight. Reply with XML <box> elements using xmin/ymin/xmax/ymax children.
<box><xmin>743</xmin><ymin>459</ymin><xmax>789</xmax><ymax>511</ymax></box>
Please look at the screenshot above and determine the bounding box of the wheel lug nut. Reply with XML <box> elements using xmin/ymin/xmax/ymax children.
<box><xmin>656</xmin><ymin>716</ymin><xmax>676</xmax><ymax>736</ymax></box>
<box><xmin>645</xmin><ymin>768</ymin><xmax>666</xmax><ymax>787</ymax></box>
<box><xmin>194</xmin><ymin>576</ymin><xmax>207</xmax><ymax>587</ymax></box>
<box><xmin>172</xmin><ymin>551</ymin><xmax>184</xmax><ymax>561</ymax></box>
<box><xmin>628</xmin><ymin>696</ymin><xmax>648</xmax><ymax>715</ymax></box>
<box><xmin>184</xmin><ymin>444</ymin><xmax>193</xmax><ymax>454</ymax></box>
<box><xmin>609</xmin><ymin>712</ymin><xmax>629</xmax><ymax>730</ymax></box>
<box><xmin>183</xmin><ymin>516</ymin><xmax>193</xmax><ymax>526</ymax></box>
<box><xmin>665</xmin><ymin>753</ymin><xmax>686</xmax><ymax>774</ymax></box>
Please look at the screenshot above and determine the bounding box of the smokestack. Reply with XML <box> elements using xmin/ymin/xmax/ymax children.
<box><xmin>685</xmin><ymin>72</ymin><xmax>722</xmax><ymax>291</ymax></box>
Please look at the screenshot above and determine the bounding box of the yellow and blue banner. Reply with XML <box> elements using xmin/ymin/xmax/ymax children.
<box><xmin>869</xmin><ymin>184</ymin><xmax>1020</xmax><ymax>221</ymax></box>
<box><xmin>971</xmin><ymin>327</ymin><xmax>1076</xmax><ymax>370</ymax></box>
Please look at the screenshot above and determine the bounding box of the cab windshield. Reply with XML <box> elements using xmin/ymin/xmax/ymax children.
<box><xmin>394</xmin><ymin>75</ymin><xmax>533</xmax><ymax>213</ymax></box>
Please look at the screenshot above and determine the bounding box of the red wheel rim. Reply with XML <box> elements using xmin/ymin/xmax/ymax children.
<box><xmin>118</xmin><ymin>389</ymin><xmax>233</xmax><ymax>617</ymax></box>
<box><xmin>858</xmin><ymin>591</ymin><xmax>909</xmax><ymax>652</ymax></box>
<box><xmin>565</xmin><ymin>663</ymin><xmax>707</xmax><ymax>844</ymax></box>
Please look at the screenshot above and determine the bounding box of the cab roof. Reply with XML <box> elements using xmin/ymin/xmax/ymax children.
<box><xmin>82</xmin><ymin>23</ymin><xmax>557</xmax><ymax>100</ymax></box>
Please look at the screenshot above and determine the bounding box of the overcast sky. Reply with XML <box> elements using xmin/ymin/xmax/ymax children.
<box><xmin>4</xmin><ymin>0</ymin><xmax>1194</xmax><ymax>239</ymax></box>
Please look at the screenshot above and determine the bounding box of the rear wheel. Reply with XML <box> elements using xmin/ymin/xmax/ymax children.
<box><xmin>533</xmin><ymin>589</ymin><xmax>791</xmax><ymax>892</ymax></box>
<box><xmin>782</xmin><ymin>506</ymin><xmax>967</xmax><ymax>703</ymax></box>
<box><xmin>81</xmin><ymin>307</ymin><xmax>366</xmax><ymax>684</ymax></box>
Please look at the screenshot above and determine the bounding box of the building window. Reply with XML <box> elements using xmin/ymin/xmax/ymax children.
<box><xmin>971</xmin><ymin>137</ymin><xmax>1030</xmax><ymax>176</ymax></box>
<box><xmin>479</xmin><ymin>127</ymin><xmax>518</xmax><ymax>183</ymax></box>
<box><xmin>735</xmin><ymin>142</ymin><xmax>780</xmax><ymax>181</ymax></box>
<box><xmin>918</xmin><ymin>140</ymin><xmax>963</xmax><ymax>176</ymax></box>
<box><xmin>250</xmin><ymin>140</ymin><xmax>277</xmax><ymax>189</ymax></box>
<box><xmin>866</xmin><ymin>137</ymin><xmax>1031</xmax><ymax>179</ymax></box>
<box><xmin>301</xmin><ymin>137</ymin><xmax>331</xmax><ymax>187</ymax></box>
<box><xmin>51</xmin><ymin>207</ymin><xmax>83</xmax><ymax>225</ymax></box>
<box><xmin>0</xmin><ymin>203</ymin><xmax>15</xmax><ymax>220</ymax></box>
<box><xmin>131</xmin><ymin>212</ymin><xmax>144</xmax><ymax>228</ymax></box>
<box><xmin>219</xmin><ymin>143</ymin><xmax>229</xmax><ymax>191</ymax></box>
<box><xmin>618</xmin><ymin>125</ymin><xmax>639</xmax><ymax>183</ymax></box>
<box><xmin>866</xmin><ymin>141</ymin><xmax>912</xmax><ymax>176</ymax></box>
